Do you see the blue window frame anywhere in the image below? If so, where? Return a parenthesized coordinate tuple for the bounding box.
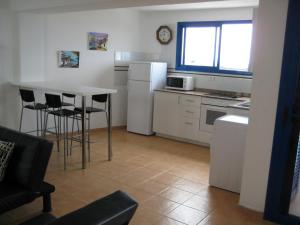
(176, 20, 253, 76)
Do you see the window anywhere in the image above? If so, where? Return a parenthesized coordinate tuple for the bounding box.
(176, 21, 253, 76)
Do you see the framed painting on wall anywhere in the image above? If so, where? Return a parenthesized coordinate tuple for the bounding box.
(58, 51, 80, 68)
(88, 32, 108, 51)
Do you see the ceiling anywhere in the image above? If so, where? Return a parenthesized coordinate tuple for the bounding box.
(133, 0, 259, 11)
(10, 0, 259, 14)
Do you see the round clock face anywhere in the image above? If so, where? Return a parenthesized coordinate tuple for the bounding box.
(157, 26, 172, 45)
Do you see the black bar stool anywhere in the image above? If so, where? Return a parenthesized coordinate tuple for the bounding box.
(44, 93, 80, 170)
(62, 93, 80, 132)
(73, 94, 108, 161)
(62, 93, 76, 107)
(19, 89, 47, 136)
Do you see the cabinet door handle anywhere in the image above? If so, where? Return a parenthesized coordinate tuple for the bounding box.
(185, 122, 193, 125)
(186, 110, 194, 114)
(186, 99, 195, 103)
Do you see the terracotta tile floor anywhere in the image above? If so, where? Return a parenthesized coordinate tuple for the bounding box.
(0, 128, 276, 225)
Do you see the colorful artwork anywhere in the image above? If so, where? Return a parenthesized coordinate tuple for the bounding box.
(58, 51, 80, 68)
(88, 32, 108, 51)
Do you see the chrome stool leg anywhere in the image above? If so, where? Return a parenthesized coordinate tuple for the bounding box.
(88, 113, 91, 162)
(36, 110, 39, 136)
(65, 116, 69, 156)
(19, 107, 24, 132)
(43, 111, 49, 136)
(53, 115, 60, 152)
(40, 109, 43, 136)
(63, 116, 67, 170)
(70, 116, 76, 155)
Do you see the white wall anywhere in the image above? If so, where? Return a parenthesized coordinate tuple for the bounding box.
(19, 13, 46, 82)
(44, 9, 142, 128)
(15, 13, 48, 132)
(0, 2, 19, 129)
(139, 7, 253, 93)
(240, 0, 289, 211)
(139, 7, 253, 67)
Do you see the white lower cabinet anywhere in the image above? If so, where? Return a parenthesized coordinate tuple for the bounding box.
(179, 95, 202, 107)
(153, 91, 205, 144)
(153, 91, 180, 137)
(180, 106, 201, 119)
(153, 91, 249, 145)
(179, 117, 200, 141)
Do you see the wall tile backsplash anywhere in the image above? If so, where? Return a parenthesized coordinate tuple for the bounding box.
(114, 51, 160, 66)
(114, 51, 252, 94)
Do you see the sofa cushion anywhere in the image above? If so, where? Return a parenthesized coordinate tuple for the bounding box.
(18, 213, 57, 225)
(0, 141, 15, 182)
(0, 182, 36, 214)
(49, 191, 138, 225)
(0, 126, 53, 191)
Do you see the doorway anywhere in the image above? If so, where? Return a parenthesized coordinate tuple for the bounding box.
(264, 0, 300, 224)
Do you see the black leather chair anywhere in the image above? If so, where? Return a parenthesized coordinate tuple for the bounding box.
(0, 126, 55, 214)
(18, 190, 138, 225)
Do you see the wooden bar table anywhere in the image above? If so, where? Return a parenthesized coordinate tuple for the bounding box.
(11, 81, 117, 169)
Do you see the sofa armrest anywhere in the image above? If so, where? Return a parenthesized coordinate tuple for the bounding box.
(49, 190, 138, 225)
(37, 182, 55, 195)
(18, 213, 57, 225)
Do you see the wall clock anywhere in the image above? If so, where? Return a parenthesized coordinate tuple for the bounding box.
(156, 26, 172, 45)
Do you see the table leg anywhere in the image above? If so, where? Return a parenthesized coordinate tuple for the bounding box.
(108, 93, 112, 161)
(81, 96, 86, 169)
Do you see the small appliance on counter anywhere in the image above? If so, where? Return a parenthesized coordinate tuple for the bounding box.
(165, 75, 194, 91)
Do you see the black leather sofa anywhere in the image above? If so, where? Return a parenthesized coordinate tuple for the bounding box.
(19, 190, 138, 225)
(0, 126, 55, 214)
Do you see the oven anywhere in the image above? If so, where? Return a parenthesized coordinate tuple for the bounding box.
(199, 96, 241, 133)
(200, 104, 228, 133)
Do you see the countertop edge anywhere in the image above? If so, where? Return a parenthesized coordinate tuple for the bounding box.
(154, 89, 250, 102)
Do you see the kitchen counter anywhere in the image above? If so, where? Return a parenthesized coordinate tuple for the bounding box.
(155, 88, 250, 102)
(227, 101, 251, 110)
(210, 115, 248, 193)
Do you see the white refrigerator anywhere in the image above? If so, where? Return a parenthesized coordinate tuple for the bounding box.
(127, 62, 167, 135)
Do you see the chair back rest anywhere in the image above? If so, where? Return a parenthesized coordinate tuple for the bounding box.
(45, 93, 62, 108)
(19, 89, 35, 103)
(0, 126, 53, 191)
(48, 191, 138, 225)
(62, 93, 76, 98)
(92, 94, 107, 103)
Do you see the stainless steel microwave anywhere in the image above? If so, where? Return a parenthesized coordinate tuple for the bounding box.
(165, 76, 194, 91)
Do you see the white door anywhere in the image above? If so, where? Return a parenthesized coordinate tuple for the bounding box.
(200, 105, 228, 133)
(127, 80, 153, 135)
(129, 63, 152, 81)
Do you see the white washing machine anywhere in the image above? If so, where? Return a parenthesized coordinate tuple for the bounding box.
(209, 115, 248, 193)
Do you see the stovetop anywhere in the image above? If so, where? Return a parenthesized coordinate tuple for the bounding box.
(203, 91, 242, 99)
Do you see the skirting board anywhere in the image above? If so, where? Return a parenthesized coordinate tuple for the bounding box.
(155, 132, 210, 148)
(89, 126, 126, 133)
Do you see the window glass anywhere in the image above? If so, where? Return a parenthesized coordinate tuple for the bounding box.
(176, 21, 253, 76)
(184, 27, 216, 67)
(219, 23, 253, 71)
